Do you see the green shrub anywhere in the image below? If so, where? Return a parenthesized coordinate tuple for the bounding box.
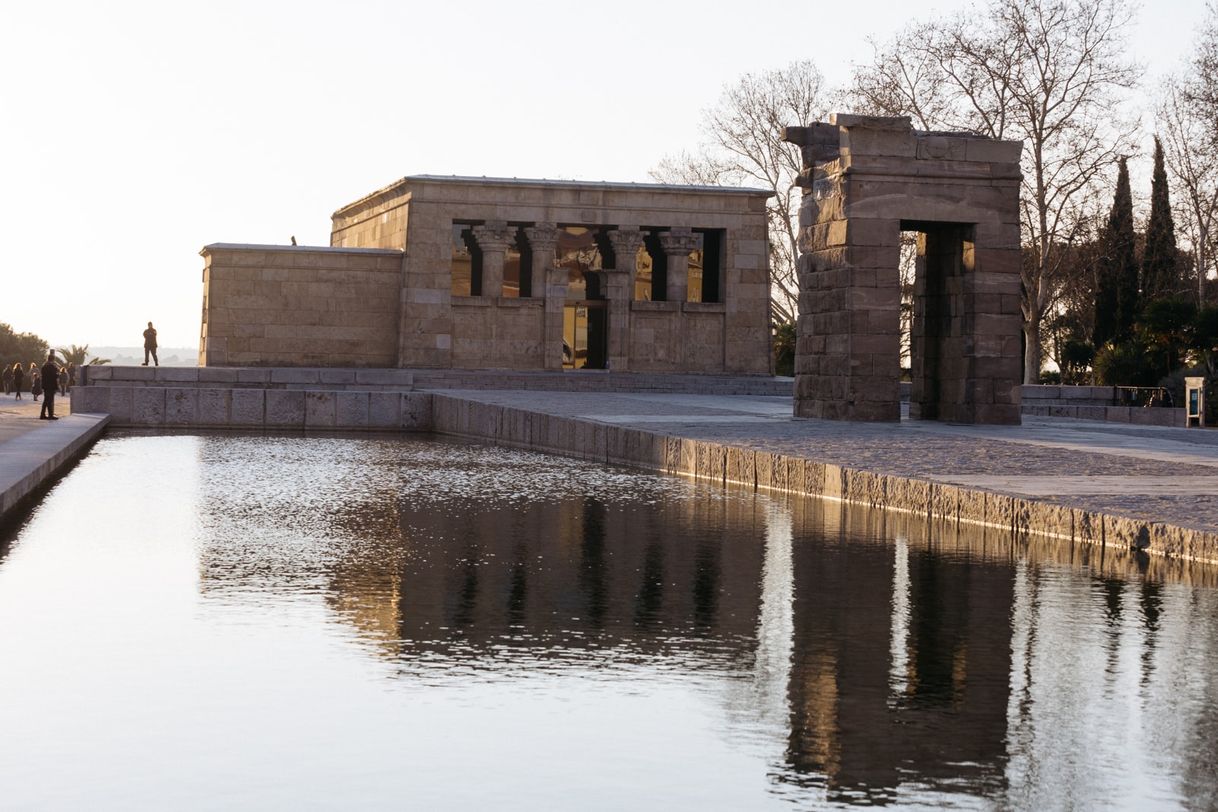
(773, 322, 795, 377)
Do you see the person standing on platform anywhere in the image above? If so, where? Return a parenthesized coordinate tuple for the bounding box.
(40, 352, 59, 420)
(11, 362, 24, 400)
(30, 363, 42, 401)
(143, 321, 158, 366)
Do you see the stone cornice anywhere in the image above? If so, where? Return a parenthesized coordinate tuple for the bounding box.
(200, 243, 403, 257)
(331, 179, 412, 219)
(404, 174, 773, 198)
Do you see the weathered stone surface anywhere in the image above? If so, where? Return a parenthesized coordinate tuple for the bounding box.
(784, 115, 1022, 425)
(335, 391, 369, 427)
(265, 390, 305, 427)
(368, 392, 401, 428)
(164, 388, 199, 425)
(305, 391, 336, 428)
(132, 388, 166, 424)
(230, 389, 264, 425)
(199, 367, 240, 384)
(401, 392, 432, 430)
(197, 389, 231, 425)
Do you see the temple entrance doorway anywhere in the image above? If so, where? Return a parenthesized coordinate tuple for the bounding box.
(904, 221, 974, 421)
(563, 301, 607, 370)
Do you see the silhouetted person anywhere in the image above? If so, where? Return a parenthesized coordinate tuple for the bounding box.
(11, 362, 23, 400)
(40, 352, 59, 420)
(2, 363, 11, 395)
(142, 321, 158, 366)
(30, 364, 41, 401)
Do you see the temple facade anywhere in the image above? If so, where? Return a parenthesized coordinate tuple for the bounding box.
(200, 176, 773, 373)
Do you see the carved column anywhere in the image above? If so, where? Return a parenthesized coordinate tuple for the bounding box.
(471, 221, 515, 298)
(658, 228, 701, 303)
(606, 228, 645, 298)
(603, 228, 646, 372)
(543, 265, 570, 369)
(524, 224, 564, 370)
(522, 224, 561, 298)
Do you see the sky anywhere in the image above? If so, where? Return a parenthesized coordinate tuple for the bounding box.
(0, 0, 1209, 350)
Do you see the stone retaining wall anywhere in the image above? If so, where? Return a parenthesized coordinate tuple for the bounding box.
(0, 414, 110, 524)
(430, 393, 1218, 566)
(71, 386, 431, 431)
(1021, 385, 1184, 426)
(65, 376, 1218, 563)
(80, 365, 416, 391)
(78, 365, 794, 396)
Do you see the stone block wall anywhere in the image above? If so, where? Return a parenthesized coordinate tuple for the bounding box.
(627, 302, 729, 373)
(329, 181, 410, 249)
(72, 367, 428, 431)
(331, 177, 773, 373)
(450, 297, 546, 369)
(784, 115, 1024, 424)
(200, 244, 404, 367)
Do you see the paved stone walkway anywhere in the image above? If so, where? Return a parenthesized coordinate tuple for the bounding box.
(0, 394, 106, 523)
(0, 394, 69, 443)
(442, 390, 1218, 535)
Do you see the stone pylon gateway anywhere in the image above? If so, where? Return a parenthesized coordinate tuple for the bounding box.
(782, 114, 1024, 424)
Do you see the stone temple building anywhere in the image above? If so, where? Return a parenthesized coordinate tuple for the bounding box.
(199, 176, 773, 373)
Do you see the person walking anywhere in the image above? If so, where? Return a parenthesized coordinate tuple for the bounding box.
(11, 362, 24, 400)
(30, 364, 42, 402)
(40, 352, 59, 420)
(143, 321, 158, 366)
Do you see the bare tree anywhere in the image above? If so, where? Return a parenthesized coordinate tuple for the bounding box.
(651, 61, 830, 325)
(1159, 81, 1218, 303)
(1160, 6, 1218, 304)
(848, 0, 1139, 382)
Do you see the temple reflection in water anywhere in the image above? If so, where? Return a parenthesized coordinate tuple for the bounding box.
(188, 435, 1218, 806)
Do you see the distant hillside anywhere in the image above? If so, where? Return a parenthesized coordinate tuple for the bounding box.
(87, 346, 197, 367)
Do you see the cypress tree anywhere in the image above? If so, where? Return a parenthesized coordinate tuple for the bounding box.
(1094, 158, 1138, 346)
(1141, 136, 1179, 302)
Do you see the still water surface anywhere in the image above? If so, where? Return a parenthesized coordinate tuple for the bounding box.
(1, 433, 1217, 809)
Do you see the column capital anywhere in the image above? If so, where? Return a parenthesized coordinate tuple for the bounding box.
(471, 221, 515, 252)
(605, 227, 645, 263)
(658, 227, 702, 255)
(522, 223, 561, 252)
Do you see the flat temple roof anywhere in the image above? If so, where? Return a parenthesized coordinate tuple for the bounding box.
(333, 174, 773, 217)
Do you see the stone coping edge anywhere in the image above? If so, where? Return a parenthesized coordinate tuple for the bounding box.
(0, 413, 110, 524)
(429, 393, 1218, 567)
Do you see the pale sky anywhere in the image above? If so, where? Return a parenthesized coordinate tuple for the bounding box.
(0, 0, 1207, 350)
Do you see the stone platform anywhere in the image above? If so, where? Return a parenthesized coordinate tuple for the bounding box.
(60, 369, 1218, 565)
(0, 396, 108, 525)
(428, 390, 1218, 565)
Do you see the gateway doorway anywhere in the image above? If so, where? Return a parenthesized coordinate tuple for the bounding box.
(563, 301, 607, 370)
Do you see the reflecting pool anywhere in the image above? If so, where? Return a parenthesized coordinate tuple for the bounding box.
(1, 433, 1217, 809)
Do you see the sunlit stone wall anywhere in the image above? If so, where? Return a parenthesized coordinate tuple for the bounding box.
(199, 244, 403, 367)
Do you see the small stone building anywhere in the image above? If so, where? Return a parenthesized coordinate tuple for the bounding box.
(200, 176, 773, 373)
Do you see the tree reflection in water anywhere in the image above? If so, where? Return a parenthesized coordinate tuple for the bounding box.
(98, 434, 1218, 807)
